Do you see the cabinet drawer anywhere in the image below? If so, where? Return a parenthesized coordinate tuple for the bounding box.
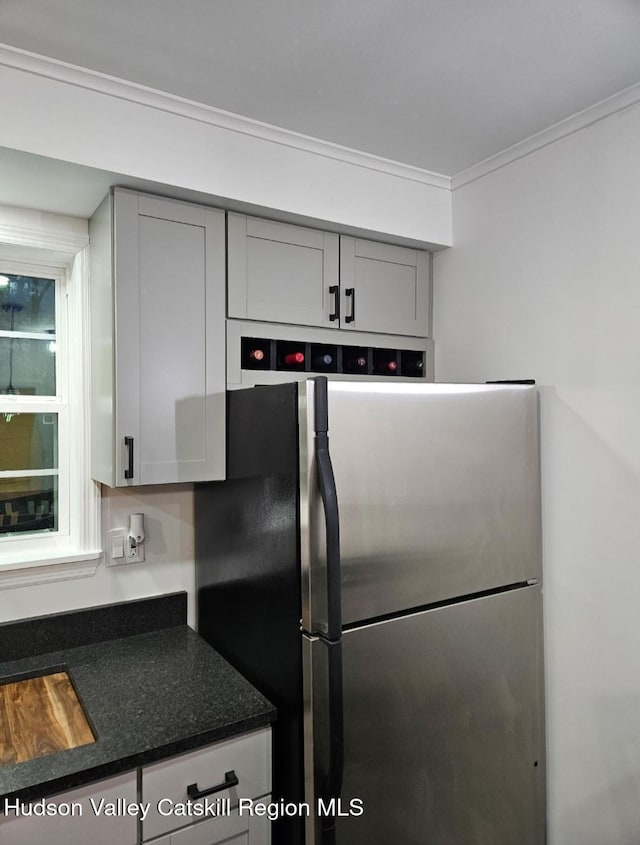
(142, 728, 271, 840)
(148, 805, 270, 844)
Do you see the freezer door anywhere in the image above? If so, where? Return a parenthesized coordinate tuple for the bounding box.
(303, 585, 545, 845)
(300, 381, 541, 631)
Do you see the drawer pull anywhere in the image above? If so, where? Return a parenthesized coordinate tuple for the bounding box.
(345, 287, 356, 323)
(329, 285, 340, 321)
(186, 770, 239, 800)
(124, 436, 134, 479)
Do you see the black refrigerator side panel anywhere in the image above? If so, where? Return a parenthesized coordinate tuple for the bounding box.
(195, 383, 304, 845)
(226, 381, 300, 481)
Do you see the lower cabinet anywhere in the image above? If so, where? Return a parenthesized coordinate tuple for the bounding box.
(0, 729, 272, 845)
(149, 809, 270, 845)
(0, 772, 137, 845)
(142, 727, 272, 845)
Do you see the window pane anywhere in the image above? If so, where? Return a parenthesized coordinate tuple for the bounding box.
(0, 273, 56, 334)
(0, 338, 56, 396)
(0, 475, 57, 535)
(0, 413, 58, 471)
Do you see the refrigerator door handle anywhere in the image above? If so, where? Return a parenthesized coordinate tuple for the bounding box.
(313, 378, 344, 843)
(313, 377, 342, 642)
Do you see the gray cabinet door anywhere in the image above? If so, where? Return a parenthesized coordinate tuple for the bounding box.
(227, 216, 429, 338)
(228, 213, 339, 328)
(339, 237, 429, 336)
(305, 586, 545, 845)
(112, 190, 226, 485)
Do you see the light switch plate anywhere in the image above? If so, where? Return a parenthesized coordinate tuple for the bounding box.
(107, 528, 145, 566)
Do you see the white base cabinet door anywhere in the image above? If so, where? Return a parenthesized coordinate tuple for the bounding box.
(0, 772, 137, 845)
(90, 188, 226, 486)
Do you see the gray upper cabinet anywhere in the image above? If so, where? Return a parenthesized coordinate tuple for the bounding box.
(227, 213, 339, 328)
(339, 237, 429, 337)
(90, 189, 226, 487)
(228, 214, 429, 337)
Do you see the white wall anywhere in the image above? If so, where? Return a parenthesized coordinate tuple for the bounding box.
(0, 48, 451, 247)
(433, 103, 640, 844)
(0, 485, 196, 626)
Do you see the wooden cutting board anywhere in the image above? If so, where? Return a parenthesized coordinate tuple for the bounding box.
(0, 671, 95, 766)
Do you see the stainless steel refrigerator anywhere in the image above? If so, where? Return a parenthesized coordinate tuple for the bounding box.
(195, 378, 545, 845)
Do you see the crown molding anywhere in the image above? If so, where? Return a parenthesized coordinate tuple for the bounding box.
(0, 222, 88, 257)
(0, 43, 451, 192)
(4, 41, 638, 197)
(0, 202, 89, 260)
(452, 80, 640, 190)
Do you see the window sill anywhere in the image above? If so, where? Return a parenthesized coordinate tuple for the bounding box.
(0, 549, 102, 589)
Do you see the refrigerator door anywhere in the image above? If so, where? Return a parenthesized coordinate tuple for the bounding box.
(304, 585, 545, 845)
(300, 381, 541, 632)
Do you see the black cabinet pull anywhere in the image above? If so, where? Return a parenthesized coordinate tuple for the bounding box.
(124, 436, 134, 479)
(186, 770, 239, 800)
(345, 287, 355, 323)
(329, 285, 340, 322)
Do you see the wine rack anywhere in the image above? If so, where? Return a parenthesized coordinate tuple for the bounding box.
(241, 336, 426, 378)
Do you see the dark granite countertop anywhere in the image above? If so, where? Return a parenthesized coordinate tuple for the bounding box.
(0, 593, 276, 803)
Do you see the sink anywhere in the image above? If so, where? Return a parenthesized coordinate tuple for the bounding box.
(0, 669, 95, 766)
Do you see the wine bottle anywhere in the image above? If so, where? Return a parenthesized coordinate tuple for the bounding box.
(313, 354, 333, 368)
(249, 348, 265, 362)
(346, 356, 367, 370)
(405, 359, 424, 375)
(284, 351, 305, 365)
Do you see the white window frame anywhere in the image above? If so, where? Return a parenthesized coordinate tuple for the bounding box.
(0, 261, 68, 535)
(0, 225, 101, 587)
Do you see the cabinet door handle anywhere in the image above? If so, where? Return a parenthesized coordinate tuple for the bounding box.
(186, 770, 239, 800)
(345, 287, 356, 323)
(124, 436, 134, 480)
(329, 285, 340, 322)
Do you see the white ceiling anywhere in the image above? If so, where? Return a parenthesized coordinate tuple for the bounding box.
(2, 0, 640, 176)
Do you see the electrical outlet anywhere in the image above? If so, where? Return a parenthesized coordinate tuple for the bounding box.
(107, 528, 145, 566)
(125, 536, 145, 564)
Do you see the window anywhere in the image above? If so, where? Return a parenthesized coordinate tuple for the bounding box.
(1, 270, 63, 536)
(0, 226, 100, 585)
